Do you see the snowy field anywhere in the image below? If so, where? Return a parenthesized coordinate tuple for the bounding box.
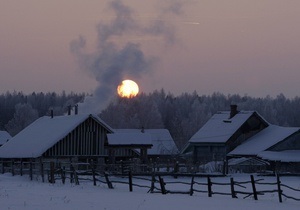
(0, 173, 299, 210)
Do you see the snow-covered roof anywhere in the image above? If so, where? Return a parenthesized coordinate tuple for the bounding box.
(229, 125, 299, 156)
(0, 131, 11, 145)
(189, 111, 263, 143)
(107, 133, 152, 146)
(0, 114, 114, 158)
(228, 157, 269, 166)
(258, 150, 300, 162)
(114, 129, 179, 155)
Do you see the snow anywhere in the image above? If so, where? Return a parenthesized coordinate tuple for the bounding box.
(0, 173, 299, 210)
(189, 111, 260, 143)
(0, 114, 113, 158)
(0, 131, 11, 145)
(229, 125, 300, 156)
(107, 132, 153, 146)
(115, 129, 179, 155)
(258, 150, 300, 162)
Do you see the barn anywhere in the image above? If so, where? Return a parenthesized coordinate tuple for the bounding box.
(0, 114, 113, 163)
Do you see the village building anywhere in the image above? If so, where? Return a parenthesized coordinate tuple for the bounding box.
(0, 114, 114, 163)
(0, 113, 178, 174)
(182, 105, 300, 173)
(229, 125, 300, 173)
(181, 105, 269, 164)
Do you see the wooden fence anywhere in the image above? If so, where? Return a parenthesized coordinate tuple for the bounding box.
(48, 168, 300, 203)
(1, 159, 300, 203)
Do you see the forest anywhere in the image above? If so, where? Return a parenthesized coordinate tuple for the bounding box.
(2, 90, 300, 149)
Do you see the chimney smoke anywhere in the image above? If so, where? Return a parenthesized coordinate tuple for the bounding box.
(70, 0, 182, 114)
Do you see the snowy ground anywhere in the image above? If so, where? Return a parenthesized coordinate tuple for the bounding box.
(0, 173, 299, 210)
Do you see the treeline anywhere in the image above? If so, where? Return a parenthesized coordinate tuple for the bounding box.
(100, 90, 300, 149)
(0, 91, 85, 136)
(2, 90, 300, 149)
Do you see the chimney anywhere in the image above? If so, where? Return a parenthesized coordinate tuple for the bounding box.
(75, 105, 78, 115)
(230, 105, 238, 119)
(50, 109, 54, 118)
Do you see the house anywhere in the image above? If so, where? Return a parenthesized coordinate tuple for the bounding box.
(106, 132, 153, 163)
(0, 131, 11, 146)
(112, 129, 179, 159)
(229, 125, 300, 173)
(0, 113, 114, 163)
(181, 105, 269, 163)
(0, 113, 178, 167)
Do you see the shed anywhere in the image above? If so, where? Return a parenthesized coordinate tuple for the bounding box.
(0, 114, 113, 161)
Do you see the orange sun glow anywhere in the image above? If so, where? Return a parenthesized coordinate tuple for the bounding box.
(117, 80, 139, 98)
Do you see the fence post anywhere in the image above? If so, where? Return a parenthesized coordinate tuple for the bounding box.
(40, 159, 44, 183)
(20, 159, 23, 176)
(230, 177, 237, 198)
(207, 177, 212, 197)
(190, 175, 194, 196)
(29, 159, 33, 181)
(91, 162, 97, 186)
(74, 169, 79, 185)
(276, 174, 283, 203)
(49, 161, 55, 183)
(158, 176, 167, 194)
(104, 172, 113, 189)
(61, 166, 66, 184)
(173, 161, 179, 179)
(149, 173, 156, 193)
(70, 163, 74, 183)
(1, 159, 4, 174)
(129, 171, 133, 192)
(11, 159, 14, 176)
(250, 175, 258, 200)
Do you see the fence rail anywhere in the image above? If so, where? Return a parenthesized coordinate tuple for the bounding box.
(1, 160, 300, 203)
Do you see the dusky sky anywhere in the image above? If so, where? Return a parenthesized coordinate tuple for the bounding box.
(1, 0, 300, 98)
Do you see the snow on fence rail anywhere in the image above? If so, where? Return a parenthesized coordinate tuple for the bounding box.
(1, 160, 300, 203)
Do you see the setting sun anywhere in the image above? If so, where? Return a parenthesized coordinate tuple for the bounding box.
(117, 80, 139, 98)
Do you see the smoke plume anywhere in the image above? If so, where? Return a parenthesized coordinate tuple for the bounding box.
(70, 0, 183, 114)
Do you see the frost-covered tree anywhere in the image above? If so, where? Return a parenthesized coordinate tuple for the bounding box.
(5, 103, 39, 136)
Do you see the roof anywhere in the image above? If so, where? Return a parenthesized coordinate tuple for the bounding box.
(258, 150, 300, 162)
(114, 129, 179, 155)
(0, 114, 114, 158)
(229, 125, 300, 156)
(228, 157, 269, 166)
(189, 111, 263, 144)
(0, 131, 11, 145)
(107, 132, 152, 146)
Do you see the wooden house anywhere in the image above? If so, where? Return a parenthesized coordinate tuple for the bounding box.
(229, 125, 300, 173)
(181, 105, 269, 164)
(0, 114, 113, 163)
(109, 129, 179, 162)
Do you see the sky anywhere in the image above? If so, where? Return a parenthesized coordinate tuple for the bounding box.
(1, 0, 300, 98)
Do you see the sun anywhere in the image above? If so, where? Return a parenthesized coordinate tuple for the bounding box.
(117, 80, 139, 98)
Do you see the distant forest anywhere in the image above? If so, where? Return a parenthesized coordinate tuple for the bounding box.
(2, 90, 300, 149)
(0, 91, 85, 136)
